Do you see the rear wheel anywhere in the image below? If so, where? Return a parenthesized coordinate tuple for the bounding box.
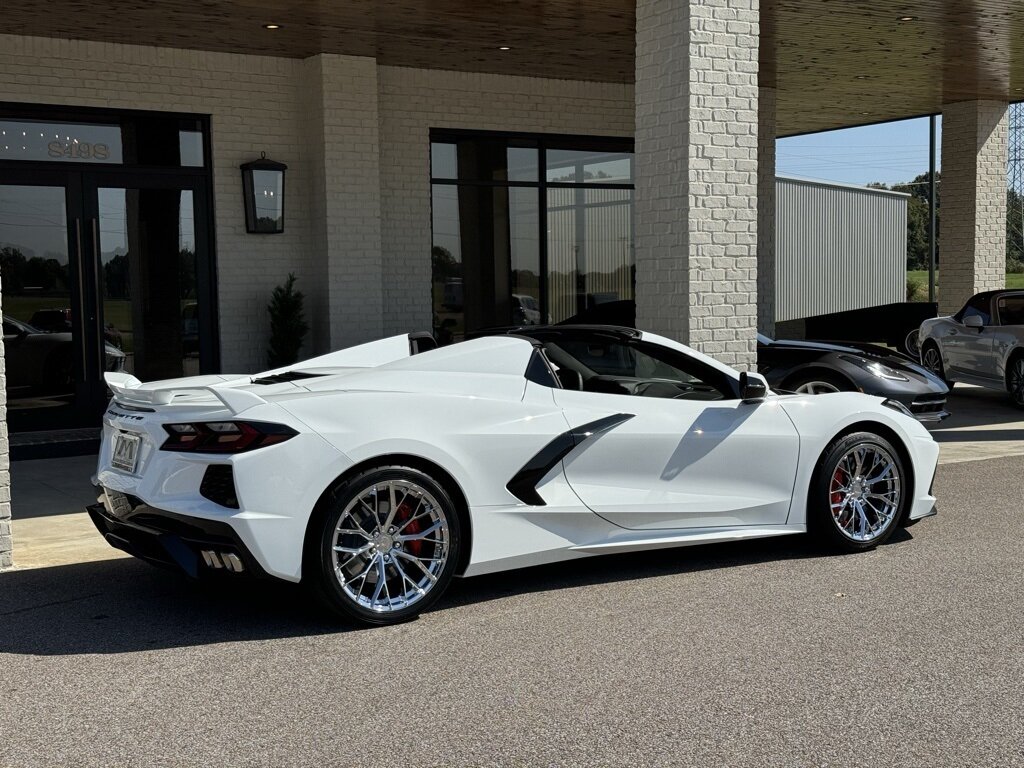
(921, 342, 953, 389)
(1006, 354, 1024, 409)
(810, 432, 906, 552)
(904, 329, 921, 358)
(309, 466, 462, 625)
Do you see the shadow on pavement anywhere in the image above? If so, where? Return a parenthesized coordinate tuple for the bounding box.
(0, 528, 911, 656)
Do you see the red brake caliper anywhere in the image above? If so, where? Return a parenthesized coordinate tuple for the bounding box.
(394, 502, 425, 558)
(830, 468, 844, 509)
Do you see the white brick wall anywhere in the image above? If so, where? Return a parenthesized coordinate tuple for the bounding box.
(0, 34, 318, 372)
(757, 86, 776, 337)
(376, 67, 635, 335)
(939, 100, 1008, 315)
(635, 0, 761, 369)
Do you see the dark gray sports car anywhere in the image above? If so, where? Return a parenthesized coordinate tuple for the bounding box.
(756, 335, 949, 422)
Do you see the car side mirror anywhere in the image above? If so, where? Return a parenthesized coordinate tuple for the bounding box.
(963, 315, 984, 330)
(739, 371, 768, 402)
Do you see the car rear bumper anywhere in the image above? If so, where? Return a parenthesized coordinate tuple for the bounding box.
(87, 489, 271, 579)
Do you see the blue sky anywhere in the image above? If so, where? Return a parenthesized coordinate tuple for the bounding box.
(777, 116, 940, 188)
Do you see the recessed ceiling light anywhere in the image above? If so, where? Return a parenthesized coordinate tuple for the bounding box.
(499, 46, 511, 51)
(897, 15, 917, 21)
(860, 111, 871, 115)
(263, 23, 281, 30)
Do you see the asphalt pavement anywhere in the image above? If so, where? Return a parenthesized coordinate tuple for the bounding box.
(1, 456, 1023, 767)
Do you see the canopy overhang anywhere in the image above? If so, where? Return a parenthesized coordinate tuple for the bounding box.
(5, 0, 1024, 134)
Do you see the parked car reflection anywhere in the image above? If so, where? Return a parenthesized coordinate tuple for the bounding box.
(3, 315, 125, 402)
(29, 307, 124, 348)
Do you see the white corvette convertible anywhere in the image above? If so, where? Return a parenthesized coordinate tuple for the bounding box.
(91, 325, 940, 625)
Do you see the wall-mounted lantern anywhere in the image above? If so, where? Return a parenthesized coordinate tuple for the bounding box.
(240, 153, 287, 234)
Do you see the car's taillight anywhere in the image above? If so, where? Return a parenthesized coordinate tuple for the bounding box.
(160, 421, 297, 453)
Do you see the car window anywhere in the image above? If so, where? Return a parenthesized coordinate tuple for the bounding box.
(995, 295, 1024, 326)
(956, 294, 992, 325)
(541, 338, 735, 401)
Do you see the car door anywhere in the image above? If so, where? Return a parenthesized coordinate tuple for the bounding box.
(544, 335, 801, 531)
(989, 292, 1024, 380)
(945, 294, 996, 379)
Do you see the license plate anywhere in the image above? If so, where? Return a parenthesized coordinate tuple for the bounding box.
(111, 432, 141, 473)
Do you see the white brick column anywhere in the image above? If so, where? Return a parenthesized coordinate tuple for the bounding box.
(635, 0, 760, 369)
(757, 86, 776, 337)
(939, 100, 1008, 316)
(304, 54, 384, 352)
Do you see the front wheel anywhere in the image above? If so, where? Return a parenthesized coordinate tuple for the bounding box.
(921, 342, 953, 389)
(308, 466, 462, 625)
(788, 371, 848, 395)
(810, 432, 907, 552)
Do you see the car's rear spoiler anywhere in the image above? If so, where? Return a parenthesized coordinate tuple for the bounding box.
(104, 372, 268, 415)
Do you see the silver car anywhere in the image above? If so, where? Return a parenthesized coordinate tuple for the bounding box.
(919, 289, 1024, 408)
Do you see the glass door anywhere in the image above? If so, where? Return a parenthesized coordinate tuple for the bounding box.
(85, 173, 213, 384)
(0, 171, 95, 431)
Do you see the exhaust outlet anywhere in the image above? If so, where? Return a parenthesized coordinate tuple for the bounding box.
(200, 549, 245, 573)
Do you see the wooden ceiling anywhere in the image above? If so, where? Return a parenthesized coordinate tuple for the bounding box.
(6, 0, 1024, 135)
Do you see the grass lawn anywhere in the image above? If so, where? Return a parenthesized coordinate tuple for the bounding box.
(907, 270, 1024, 297)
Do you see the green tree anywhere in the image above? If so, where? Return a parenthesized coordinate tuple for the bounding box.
(266, 273, 309, 367)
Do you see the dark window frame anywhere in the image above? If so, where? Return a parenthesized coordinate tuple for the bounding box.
(429, 129, 634, 328)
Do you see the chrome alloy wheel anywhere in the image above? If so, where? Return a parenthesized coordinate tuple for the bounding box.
(828, 444, 902, 543)
(795, 380, 841, 395)
(331, 479, 450, 613)
(922, 346, 943, 377)
(1009, 357, 1024, 406)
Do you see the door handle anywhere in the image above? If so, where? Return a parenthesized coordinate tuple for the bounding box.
(73, 218, 88, 371)
(90, 218, 106, 373)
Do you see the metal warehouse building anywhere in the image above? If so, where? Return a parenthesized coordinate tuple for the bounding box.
(775, 177, 908, 323)
(1, 1, 1023, 565)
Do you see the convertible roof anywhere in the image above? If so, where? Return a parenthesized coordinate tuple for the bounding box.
(474, 324, 642, 342)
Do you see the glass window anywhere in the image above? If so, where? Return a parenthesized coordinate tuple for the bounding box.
(98, 187, 200, 379)
(546, 149, 633, 184)
(547, 187, 634, 322)
(431, 137, 538, 182)
(996, 295, 1024, 325)
(431, 143, 458, 179)
(430, 183, 540, 343)
(178, 129, 205, 168)
(957, 294, 992, 325)
(0, 115, 206, 167)
(0, 119, 122, 163)
(430, 133, 632, 342)
(541, 338, 732, 400)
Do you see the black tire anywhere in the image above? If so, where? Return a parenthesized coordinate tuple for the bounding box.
(921, 341, 954, 389)
(809, 431, 908, 552)
(307, 465, 462, 626)
(785, 370, 851, 395)
(903, 329, 921, 359)
(1006, 353, 1024, 410)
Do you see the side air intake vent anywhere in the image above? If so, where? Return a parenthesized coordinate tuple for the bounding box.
(200, 465, 239, 509)
(251, 371, 324, 385)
